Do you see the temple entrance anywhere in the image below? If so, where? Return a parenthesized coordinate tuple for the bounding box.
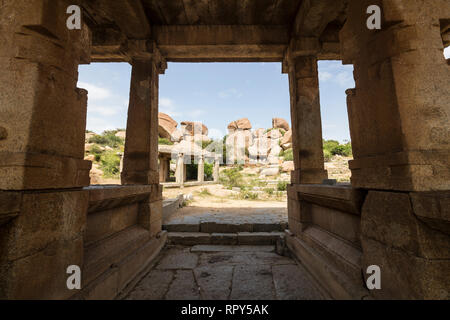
(1, 0, 448, 301)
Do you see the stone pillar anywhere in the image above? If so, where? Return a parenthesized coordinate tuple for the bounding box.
(159, 156, 170, 183)
(340, 0, 450, 299)
(175, 154, 185, 186)
(341, 0, 449, 192)
(285, 54, 328, 184)
(122, 57, 162, 185)
(165, 158, 171, 182)
(0, 0, 91, 299)
(213, 156, 220, 182)
(197, 156, 205, 183)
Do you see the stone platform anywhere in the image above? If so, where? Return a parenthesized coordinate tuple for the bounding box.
(124, 245, 327, 300)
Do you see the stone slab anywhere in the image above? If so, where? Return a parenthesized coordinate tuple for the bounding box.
(163, 223, 200, 232)
(272, 264, 325, 300)
(229, 265, 276, 300)
(165, 270, 201, 300)
(194, 265, 233, 300)
(191, 245, 275, 253)
(237, 232, 285, 245)
(211, 233, 238, 245)
(156, 246, 199, 270)
(167, 232, 211, 246)
(125, 270, 174, 300)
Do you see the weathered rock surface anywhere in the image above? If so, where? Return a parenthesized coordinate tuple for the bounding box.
(281, 161, 295, 172)
(281, 129, 292, 146)
(115, 131, 126, 139)
(272, 118, 290, 131)
(227, 118, 252, 131)
(253, 128, 265, 137)
(159, 113, 179, 140)
(260, 167, 279, 177)
(181, 121, 208, 136)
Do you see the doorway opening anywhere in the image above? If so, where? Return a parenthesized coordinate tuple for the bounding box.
(78, 63, 131, 185)
(318, 60, 355, 184)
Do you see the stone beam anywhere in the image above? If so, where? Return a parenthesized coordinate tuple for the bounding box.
(292, 0, 348, 38)
(153, 25, 289, 62)
(93, 0, 150, 39)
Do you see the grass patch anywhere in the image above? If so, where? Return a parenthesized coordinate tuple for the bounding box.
(197, 188, 212, 197)
(277, 181, 288, 191)
(158, 137, 174, 145)
(99, 151, 121, 178)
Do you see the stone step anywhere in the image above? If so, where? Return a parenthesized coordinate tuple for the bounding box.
(163, 221, 288, 233)
(167, 232, 285, 246)
(285, 230, 369, 300)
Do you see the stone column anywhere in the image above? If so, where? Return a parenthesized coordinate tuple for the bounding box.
(122, 57, 162, 185)
(340, 0, 450, 299)
(341, 0, 449, 192)
(285, 54, 328, 184)
(175, 154, 185, 186)
(165, 158, 171, 182)
(0, 0, 91, 299)
(197, 156, 205, 183)
(213, 156, 220, 182)
(159, 156, 169, 182)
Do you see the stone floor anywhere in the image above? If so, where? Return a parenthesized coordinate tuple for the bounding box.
(125, 245, 327, 300)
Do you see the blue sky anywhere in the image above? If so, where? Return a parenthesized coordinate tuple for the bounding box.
(78, 46, 450, 142)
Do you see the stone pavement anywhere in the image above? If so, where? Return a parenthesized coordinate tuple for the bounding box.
(125, 245, 327, 300)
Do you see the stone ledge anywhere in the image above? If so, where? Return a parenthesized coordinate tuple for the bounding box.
(168, 232, 285, 246)
(86, 184, 162, 213)
(285, 230, 369, 300)
(288, 184, 366, 215)
(0, 192, 21, 226)
(73, 231, 167, 300)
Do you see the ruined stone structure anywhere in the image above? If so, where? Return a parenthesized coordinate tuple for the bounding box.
(0, 0, 449, 300)
(158, 144, 219, 186)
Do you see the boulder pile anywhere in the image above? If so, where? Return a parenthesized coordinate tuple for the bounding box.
(225, 117, 293, 172)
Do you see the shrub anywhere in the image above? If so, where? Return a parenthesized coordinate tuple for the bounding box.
(323, 149, 332, 162)
(204, 162, 213, 180)
(89, 145, 103, 162)
(158, 137, 174, 145)
(100, 151, 121, 178)
(240, 190, 259, 200)
(89, 130, 124, 148)
(277, 181, 288, 191)
(281, 148, 294, 161)
(323, 140, 353, 157)
(264, 188, 275, 195)
(220, 167, 243, 188)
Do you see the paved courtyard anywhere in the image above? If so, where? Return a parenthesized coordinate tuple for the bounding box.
(125, 245, 326, 300)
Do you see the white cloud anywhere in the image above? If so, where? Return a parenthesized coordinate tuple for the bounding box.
(159, 97, 182, 118)
(190, 109, 205, 118)
(88, 104, 124, 116)
(78, 82, 112, 101)
(319, 71, 333, 82)
(208, 128, 225, 140)
(335, 71, 355, 88)
(319, 70, 355, 88)
(444, 46, 450, 59)
(218, 88, 243, 99)
(87, 117, 118, 134)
